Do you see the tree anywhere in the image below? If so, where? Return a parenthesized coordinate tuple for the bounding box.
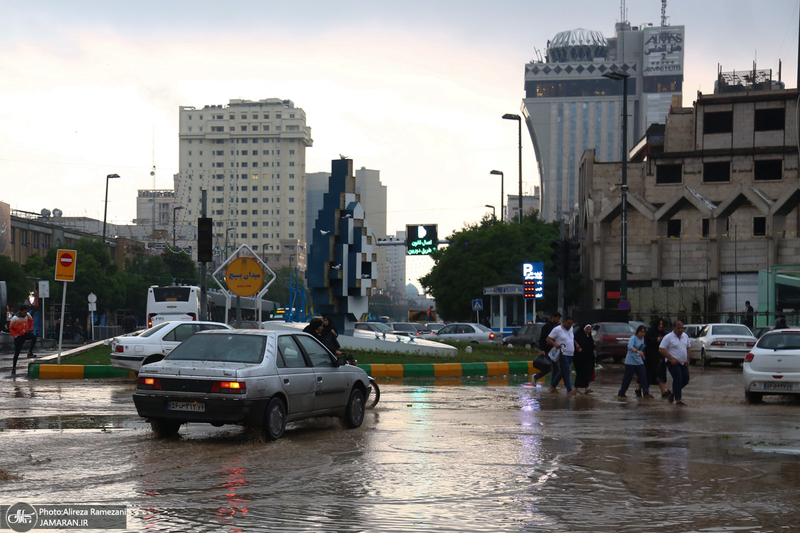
(161, 251, 200, 285)
(420, 212, 584, 321)
(0, 255, 31, 307)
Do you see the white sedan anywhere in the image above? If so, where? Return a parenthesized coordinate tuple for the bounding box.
(690, 323, 755, 367)
(110, 321, 232, 372)
(420, 323, 499, 344)
(743, 329, 800, 403)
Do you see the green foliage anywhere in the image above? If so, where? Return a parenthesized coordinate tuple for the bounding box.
(0, 255, 31, 306)
(420, 212, 583, 321)
(266, 267, 306, 308)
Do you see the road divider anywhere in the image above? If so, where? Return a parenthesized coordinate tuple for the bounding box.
(359, 361, 537, 378)
(28, 364, 136, 379)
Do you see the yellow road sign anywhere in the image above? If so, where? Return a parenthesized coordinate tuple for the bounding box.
(55, 249, 77, 282)
(225, 257, 264, 298)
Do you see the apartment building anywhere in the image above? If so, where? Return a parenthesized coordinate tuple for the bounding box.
(174, 98, 312, 273)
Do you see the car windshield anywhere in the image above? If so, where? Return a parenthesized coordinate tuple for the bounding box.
(604, 324, 635, 334)
(756, 332, 800, 350)
(711, 325, 753, 336)
(166, 333, 266, 364)
(138, 322, 172, 338)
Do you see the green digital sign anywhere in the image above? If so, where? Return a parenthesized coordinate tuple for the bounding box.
(405, 224, 438, 256)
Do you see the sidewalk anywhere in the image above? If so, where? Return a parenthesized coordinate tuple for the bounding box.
(1, 340, 104, 376)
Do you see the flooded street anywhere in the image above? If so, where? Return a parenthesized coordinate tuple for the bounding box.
(1, 366, 799, 532)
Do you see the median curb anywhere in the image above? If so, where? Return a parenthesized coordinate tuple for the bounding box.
(27, 364, 137, 379)
(358, 361, 538, 378)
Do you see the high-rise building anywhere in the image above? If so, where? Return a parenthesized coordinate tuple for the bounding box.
(174, 98, 312, 273)
(384, 231, 406, 296)
(305, 171, 330, 248)
(355, 167, 388, 292)
(523, 17, 684, 221)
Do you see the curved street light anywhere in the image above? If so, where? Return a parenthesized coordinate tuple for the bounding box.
(490, 170, 504, 222)
(102, 173, 121, 243)
(485, 204, 496, 218)
(501, 114, 522, 224)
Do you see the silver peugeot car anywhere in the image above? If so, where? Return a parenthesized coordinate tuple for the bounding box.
(133, 329, 372, 440)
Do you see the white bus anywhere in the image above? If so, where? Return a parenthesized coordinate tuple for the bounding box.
(146, 286, 201, 328)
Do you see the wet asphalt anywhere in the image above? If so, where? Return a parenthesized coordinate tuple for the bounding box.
(1, 364, 799, 532)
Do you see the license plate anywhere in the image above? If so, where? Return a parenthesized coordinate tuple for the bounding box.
(168, 401, 205, 412)
(727, 342, 744, 347)
(764, 383, 794, 391)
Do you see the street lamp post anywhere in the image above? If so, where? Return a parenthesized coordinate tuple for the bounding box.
(602, 68, 630, 302)
(490, 170, 504, 222)
(172, 206, 185, 247)
(485, 205, 496, 218)
(502, 114, 523, 224)
(102, 173, 121, 243)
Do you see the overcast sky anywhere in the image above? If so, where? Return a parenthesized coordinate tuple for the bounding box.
(1, 0, 798, 285)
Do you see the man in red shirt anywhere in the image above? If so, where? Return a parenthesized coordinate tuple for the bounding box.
(9, 305, 37, 376)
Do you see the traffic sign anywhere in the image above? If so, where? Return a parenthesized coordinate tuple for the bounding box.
(87, 293, 97, 304)
(38, 281, 50, 298)
(472, 299, 484, 311)
(226, 257, 264, 298)
(618, 300, 631, 310)
(55, 249, 77, 282)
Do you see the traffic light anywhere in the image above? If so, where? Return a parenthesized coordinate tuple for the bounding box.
(549, 240, 565, 278)
(197, 217, 213, 263)
(565, 239, 580, 275)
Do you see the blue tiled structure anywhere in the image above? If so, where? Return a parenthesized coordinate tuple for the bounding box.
(308, 159, 378, 333)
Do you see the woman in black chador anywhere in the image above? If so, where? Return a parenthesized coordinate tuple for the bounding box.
(573, 323, 596, 394)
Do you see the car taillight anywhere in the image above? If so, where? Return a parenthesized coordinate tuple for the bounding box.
(189, 313, 197, 321)
(489, 333, 495, 340)
(602, 335, 616, 343)
(116, 345, 124, 353)
(137, 377, 162, 390)
(744, 353, 754, 363)
(746, 341, 755, 347)
(211, 381, 247, 394)
(711, 341, 725, 347)
(148, 314, 155, 328)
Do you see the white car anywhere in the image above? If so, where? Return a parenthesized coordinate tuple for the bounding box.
(110, 321, 232, 372)
(743, 328, 800, 403)
(420, 323, 498, 344)
(690, 323, 755, 367)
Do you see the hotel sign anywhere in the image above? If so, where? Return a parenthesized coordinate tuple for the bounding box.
(642, 25, 684, 76)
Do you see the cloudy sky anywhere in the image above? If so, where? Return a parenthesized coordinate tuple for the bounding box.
(1, 0, 797, 284)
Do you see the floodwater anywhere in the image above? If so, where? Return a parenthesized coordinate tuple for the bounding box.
(1, 367, 799, 532)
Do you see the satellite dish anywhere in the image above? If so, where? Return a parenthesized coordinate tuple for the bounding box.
(53, 208, 63, 218)
(41, 208, 51, 218)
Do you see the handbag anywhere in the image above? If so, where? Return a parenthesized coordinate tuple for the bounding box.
(533, 353, 551, 372)
(548, 346, 562, 362)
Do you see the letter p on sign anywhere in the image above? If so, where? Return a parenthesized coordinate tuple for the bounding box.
(55, 249, 77, 282)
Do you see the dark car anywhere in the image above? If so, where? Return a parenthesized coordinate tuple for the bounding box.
(591, 322, 636, 363)
(502, 323, 543, 349)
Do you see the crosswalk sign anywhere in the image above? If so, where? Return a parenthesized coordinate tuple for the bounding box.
(472, 299, 484, 311)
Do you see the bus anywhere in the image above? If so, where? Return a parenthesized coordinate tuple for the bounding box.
(146, 286, 201, 328)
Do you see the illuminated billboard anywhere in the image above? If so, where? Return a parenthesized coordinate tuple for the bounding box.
(405, 224, 438, 256)
(523, 262, 544, 299)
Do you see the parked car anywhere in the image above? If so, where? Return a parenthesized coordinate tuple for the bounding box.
(420, 323, 498, 344)
(751, 326, 773, 339)
(684, 324, 705, 339)
(743, 328, 800, 403)
(591, 322, 636, 363)
(235, 320, 264, 329)
(629, 321, 650, 331)
(502, 323, 543, 349)
(391, 323, 421, 336)
(354, 322, 394, 335)
(110, 321, 232, 372)
(690, 323, 756, 367)
(133, 329, 372, 439)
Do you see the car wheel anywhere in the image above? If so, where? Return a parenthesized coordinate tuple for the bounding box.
(701, 349, 710, 367)
(745, 391, 763, 404)
(342, 388, 365, 429)
(264, 397, 286, 441)
(150, 419, 181, 438)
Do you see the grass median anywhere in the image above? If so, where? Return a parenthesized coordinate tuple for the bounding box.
(57, 341, 542, 367)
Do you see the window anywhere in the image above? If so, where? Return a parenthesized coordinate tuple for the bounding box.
(656, 164, 682, 184)
(754, 108, 785, 131)
(252, 125, 258, 131)
(288, 185, 295, 191)
(289, 198, 294, 203)
(252, 233, 258, 239)
(262, 219, 268, 224)
(702, 218, 710, 238)
(241, 125, 247, 131)
(667, 219, 681, 238)
(289, 162, 295, 167)
(703, 111, 733, 134)
(188, 151, 192, 156)
(289, 114, 295, 118)
(288, 233, 294, 238)
(289, 221, 294, 226)
(276, 113, 282, 119)
(289, 150, 295, 155)
(753, 217, 766, 236)
(289, 174, 294, 179)
(703, 161, 730, 183)
(754, 159, 782, 181)
(241, 198, 248, 203)
(289, 209, 294, 215)
(277, 336, 307, 368)
(241, 221, 248, 227)
(188, 115, 192, 120)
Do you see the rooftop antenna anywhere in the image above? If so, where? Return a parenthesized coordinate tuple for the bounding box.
(151, 127, 156, 189)
(661, 0, 669, 27)
(620, 0, 627, 23)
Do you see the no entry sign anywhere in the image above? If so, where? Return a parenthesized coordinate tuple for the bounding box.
(55, 249, 77, 282)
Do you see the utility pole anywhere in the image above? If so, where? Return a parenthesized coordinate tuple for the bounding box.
(200, 189, 208, 320)
(558, 219, 565, 313)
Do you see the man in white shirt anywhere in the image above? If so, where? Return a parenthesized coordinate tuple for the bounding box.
(658, 320, 691, 406)
(547, 316, 581, 395)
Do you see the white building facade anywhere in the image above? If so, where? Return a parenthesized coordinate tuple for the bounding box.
(174, 98, 312, 272)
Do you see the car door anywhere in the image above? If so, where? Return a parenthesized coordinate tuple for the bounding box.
(692, 325, 708, 357)
(160, 323, 202, 355)
(295, 335, 351, 412)
(275, 335, 316, 415)
(458, 324, 476, 341)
